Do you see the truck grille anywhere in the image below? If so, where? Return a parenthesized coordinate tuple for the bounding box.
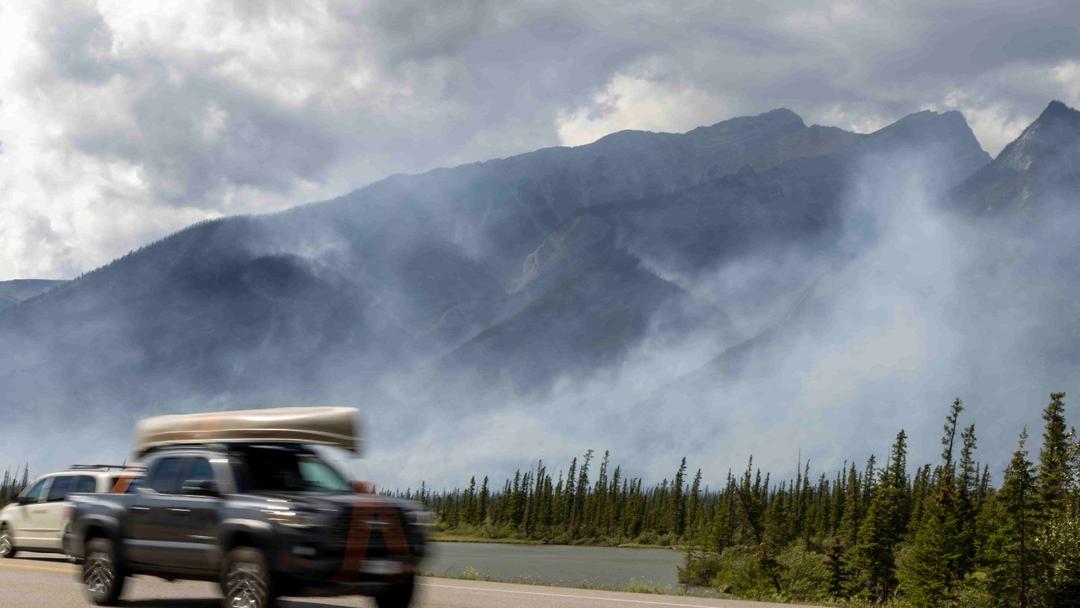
(332, 505, 409, 556)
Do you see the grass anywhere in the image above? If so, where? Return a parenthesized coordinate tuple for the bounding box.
(431, 530, 681, 550)
(430, 532, 544, 545)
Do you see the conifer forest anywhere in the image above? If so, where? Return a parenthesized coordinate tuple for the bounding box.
(406, 394, 1080, 607)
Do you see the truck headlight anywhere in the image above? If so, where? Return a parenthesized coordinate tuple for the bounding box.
(267, 510, 326, 530)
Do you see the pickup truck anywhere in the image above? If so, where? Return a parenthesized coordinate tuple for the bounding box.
(65, 408, 427, 608)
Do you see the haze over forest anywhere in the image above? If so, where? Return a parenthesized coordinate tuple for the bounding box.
(2, 98, 1079, 487)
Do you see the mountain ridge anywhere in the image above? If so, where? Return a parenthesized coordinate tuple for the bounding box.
(9, 102, 1079, 477)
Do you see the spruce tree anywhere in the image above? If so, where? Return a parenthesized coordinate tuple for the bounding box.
(899, 402, 969, 606)
(987, 430, 1039, 608)
(672, 457, 687, 537)
(839, 462, 862, 547)
(478, 476, 489, 525)
(899, 499, 952, 607)
(826, 537, 849, 598)
(853, 430, 908, 602)
(1038, 392, 1069, 518)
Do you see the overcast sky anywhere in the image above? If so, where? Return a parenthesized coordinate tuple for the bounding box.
(1, 0, 1078, 280)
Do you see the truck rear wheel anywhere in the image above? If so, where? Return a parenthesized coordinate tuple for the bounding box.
(0, 525, 16, 558)
(222, 547, 274, 608)
(83, 538, 125, 605)
(375, 574, 416, 608)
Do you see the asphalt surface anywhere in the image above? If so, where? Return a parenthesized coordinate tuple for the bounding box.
(0, 552, 802, 608)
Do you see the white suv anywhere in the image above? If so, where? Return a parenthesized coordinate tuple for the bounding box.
(0, 465, 139, 558)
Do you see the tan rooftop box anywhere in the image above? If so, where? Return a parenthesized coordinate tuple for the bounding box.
(133, 406, 360, 456)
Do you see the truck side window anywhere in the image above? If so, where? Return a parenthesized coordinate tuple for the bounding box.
(146, 457, 182, 494)
(182, 457, 215, 486)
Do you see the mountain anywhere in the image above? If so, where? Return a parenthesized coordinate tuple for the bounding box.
(954, 101, 1080, 214)
(643, 102, 1080, 432)
(0, 104, 1013, 475)
(0, 280, 65, 311)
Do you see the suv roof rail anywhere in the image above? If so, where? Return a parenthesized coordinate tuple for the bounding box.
(69, 464, 130, 471)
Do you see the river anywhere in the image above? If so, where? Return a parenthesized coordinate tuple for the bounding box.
(423, 541, 686, 589)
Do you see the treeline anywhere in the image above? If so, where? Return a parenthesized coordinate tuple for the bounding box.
(0, 465, 31, 507)
(405, 394, 1080, 607)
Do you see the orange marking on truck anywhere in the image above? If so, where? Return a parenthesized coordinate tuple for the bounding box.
(331, 498, 412, 582)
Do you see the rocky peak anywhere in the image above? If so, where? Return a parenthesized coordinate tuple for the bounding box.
(996, 100, 1080, 171)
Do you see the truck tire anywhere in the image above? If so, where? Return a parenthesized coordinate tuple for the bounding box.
(83, 538, 125, 605)
(0, 525, 16, 559)
(375, 574, 416, 608)
(222, 547, 275, 608)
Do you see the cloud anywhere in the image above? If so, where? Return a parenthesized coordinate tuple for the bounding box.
(556, 68, 728, 146)
(2, 0, 1080, 280)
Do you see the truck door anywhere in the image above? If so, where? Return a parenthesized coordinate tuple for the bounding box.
(164, 457, 224, 575)
(127, 456, 183, 571)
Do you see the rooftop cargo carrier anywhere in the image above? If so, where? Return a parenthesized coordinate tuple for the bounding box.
(133, 406, 360, 456)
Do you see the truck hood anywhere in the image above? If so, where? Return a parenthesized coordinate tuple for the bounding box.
(239, 491, 410, 513)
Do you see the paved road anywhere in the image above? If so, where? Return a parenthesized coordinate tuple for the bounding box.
(0, 553, 801, 608)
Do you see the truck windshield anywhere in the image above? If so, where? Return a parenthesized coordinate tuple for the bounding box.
(230, 445, 352, 493)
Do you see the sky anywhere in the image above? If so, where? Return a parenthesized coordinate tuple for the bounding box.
(1, 0, 1079, 280)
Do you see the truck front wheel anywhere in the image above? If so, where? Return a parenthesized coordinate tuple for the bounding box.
(83, 538, 125, 605)
(222, 547, 274, 608)
(375, 574, 416, 608)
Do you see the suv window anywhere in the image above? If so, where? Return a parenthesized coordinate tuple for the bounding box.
(45, 475, 96, 501)
(73, 475, 96, 494)
(20, 479, 49, 504)
(46, 476, 73, 502)
(146, 457, 183, 494)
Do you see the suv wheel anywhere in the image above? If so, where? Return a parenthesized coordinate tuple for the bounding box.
(83, 538, 125, 605)
(0, 525, 16, 558)
(375, 574, 416, 608)
(222, 547, 274, 608)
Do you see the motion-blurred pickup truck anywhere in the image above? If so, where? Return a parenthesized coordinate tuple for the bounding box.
(65, 407, 428, 608)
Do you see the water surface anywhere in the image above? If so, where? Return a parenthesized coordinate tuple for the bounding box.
(424, 541, 684, 589)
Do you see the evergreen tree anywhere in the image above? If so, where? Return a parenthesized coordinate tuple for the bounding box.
(987, 430, 1039, 608)
(839, 462, 862, 547)
(899, 402, 970, 606)
(853, 430, 908, 602)
(672, 457, 687, 537)
(478, 476, 489, 525)
(1038, 392, 1069, 518)
(826, 537, 849, 598)
(687, 468, 702, 540)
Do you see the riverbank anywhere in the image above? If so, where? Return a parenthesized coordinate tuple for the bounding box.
(422, 541, 890, 608)
(432, 531, 680, 550)
(422, 564, 887, 608)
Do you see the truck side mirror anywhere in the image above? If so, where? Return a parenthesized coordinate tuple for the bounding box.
(352, 481, 375, 494)
(181, 479, 220, 497)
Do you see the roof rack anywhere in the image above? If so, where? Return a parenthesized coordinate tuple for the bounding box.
(69, 464, 130, 471)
